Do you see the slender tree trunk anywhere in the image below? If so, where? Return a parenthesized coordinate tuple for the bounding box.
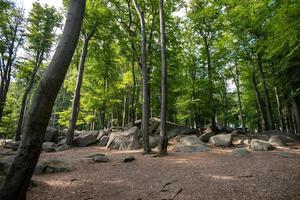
(15, 54, 43, 141)
(132, 0, 150, 154)
(0, 1, 85, 199)
(66, 36, 90, 145)
(291, 96, 300, 133)
(131, 61, 136, 124)
(158, 0, 168, 156)
(122, 94, 127, 127)
(274, 86, 285, 131)
(251, 70, 266, 131)
(234, 63, 246, 133)
(257, 53, 274, 130)
(204, 39, 216, 130)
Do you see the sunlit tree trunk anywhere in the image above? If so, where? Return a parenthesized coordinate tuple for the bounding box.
(158, 0, 168, 156)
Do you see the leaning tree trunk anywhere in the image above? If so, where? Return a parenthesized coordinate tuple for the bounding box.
(132, 0, 150, 154)
(15, 54, 43, 141)
(0, 1, 85, 199)
(158, 0, 168, 156)
(66, 36, 90, 145)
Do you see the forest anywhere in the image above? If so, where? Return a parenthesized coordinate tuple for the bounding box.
(0, 0, 299, 199)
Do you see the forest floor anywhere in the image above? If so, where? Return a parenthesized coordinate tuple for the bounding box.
(27, 142, 300, 200)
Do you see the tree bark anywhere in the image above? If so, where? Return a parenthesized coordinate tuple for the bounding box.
(291, 96, 300, 133)
(257, 53, 274, 130)
(274, 86, 285, 131)
(66, 36, 90, 145)
(0, 1, 85, 199)
(158, 0, 168, 156)
(204, 38, 216, 130)
(234, 62, 246, 133)
(251, 70, 266, 131)
(132, 0, 150, 154)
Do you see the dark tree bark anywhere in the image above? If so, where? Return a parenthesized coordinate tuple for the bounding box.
(251, 70, 266, 131)
(274, 86, 285, 131)
(257, 53, 274, 130)
(204, 38, 216, 130)
(66, 36, 91, 145)
(0, 1, 85, 199)
(132, 0, 150, 154)
(15, 52, 44, 141)
(291, 96, 300, 133)
(158, 0, 168, 156)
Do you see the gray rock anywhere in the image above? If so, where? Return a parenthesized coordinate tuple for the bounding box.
(98, 136, 109, 146)
(209, 134, 232, 147)
(106, 126, 140, 150)
(122, 155, 135, 162)
(232, 148, 250, 156)
(42, 142, 57, 152)
(149, 135, 160, 148)
(251, 139, 273, 151)
(199, 131, 216, 142)
(93, 154, 109, 162)
(268, 135, 287, 147)
(35, 159, 71, 174)
(73, 132, 97, 147)
(0, 156, 15, 173)
(175, 135, 209, 153)
(44, 127, 59, 142)
(96, 130, 105, 141)
(56, 144, 72, 152)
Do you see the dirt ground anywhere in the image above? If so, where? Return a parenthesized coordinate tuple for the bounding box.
(27, 143, 300, 200)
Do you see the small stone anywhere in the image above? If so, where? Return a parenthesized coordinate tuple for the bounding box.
(93, 154, 109, 163)
(123, 155, 135, 162)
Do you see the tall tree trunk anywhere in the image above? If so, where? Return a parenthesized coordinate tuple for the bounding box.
(130, 61, 136, 124)
(204, 38, 216, 130)
(132, 0, 150, 154)
(15, 53, 44, 141)
(158, 0, 168, 156)
(257, 53, 274, 130)
(291, 96, 300, 133)
(234, 63, 246, 133)
(251, 70, 266, 131)
(0, 1, 85, 199)
(274, 86, 285, 131)
(66, 36, 90, 145)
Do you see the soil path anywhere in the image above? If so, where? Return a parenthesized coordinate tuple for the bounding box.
(28, 144, 300, 200)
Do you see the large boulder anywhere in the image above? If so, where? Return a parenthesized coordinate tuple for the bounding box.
(149, 135, 160, 148)
(209, 134, 232, 147)
(73, 132, 97, 147)
(35, 159, 71, 175)
(174, 135, 209, 153)
(106, 126, 140, 150)
(268, 135, 287, 147)
(98, 136, 109, 147)
(42, 142, 57, 152)
(44, 127, 59, 142)
(199, 130, 216, 142)
(251, 139, 273, 151)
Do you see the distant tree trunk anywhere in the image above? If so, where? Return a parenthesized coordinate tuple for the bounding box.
(15, 53, 44, 141)
(122, 94, 127, 127)
(130, 61, 136, 124)
(0, 1, 85, 199)
(204, 38, 216, 130)
(257, 53, 274, 130)
(234, 62, 246, 133)
(0, 18, 23, 123)
(251, 70, 266, 131)
(66, 36, 90, 145)
(132, 0, 150, 154)
(291, 96, 300, 133)
(274, 86, 285, 131)
(158, 0, 168, 156)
